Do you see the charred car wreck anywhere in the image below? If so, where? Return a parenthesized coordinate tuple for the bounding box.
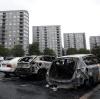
(46, 54, 100, 90)
(15, 55, 55, 79)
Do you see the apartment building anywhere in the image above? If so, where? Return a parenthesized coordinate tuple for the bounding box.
(64, 33, 86, 50)
(32, 25, 62, 56)
(90, 36, 100, 49)
(0, 10, 29, 54)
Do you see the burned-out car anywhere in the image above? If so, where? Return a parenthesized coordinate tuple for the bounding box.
(15, 55, 55, 78)
(46, 54, 100, 90)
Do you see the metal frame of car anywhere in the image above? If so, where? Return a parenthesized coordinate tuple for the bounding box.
(15, 55, 55, 77)
(46, 54, 100, 89)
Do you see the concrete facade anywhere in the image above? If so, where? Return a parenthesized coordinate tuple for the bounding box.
(0, 10, 29, 54)
(64, 33, 86, 50)
(90, 36, 100, 49)
(32, 25, 62, 57)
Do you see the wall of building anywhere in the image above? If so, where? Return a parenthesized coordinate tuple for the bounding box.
(64, 33, 86, 50)
(33, 25, 62, 57)
(0, 10, 29, 54)
(90, 36, 100, 50)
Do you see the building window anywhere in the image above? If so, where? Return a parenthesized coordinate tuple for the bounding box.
(20, 12, 23, 14)
(19, 26, 23, 28)
(19, 41, 23, 43)
(20, 29, 23, 32)
(20, 18, 23, 21)
(20, 22, 23, 24)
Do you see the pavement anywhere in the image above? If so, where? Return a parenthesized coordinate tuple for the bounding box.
(80, 85, 100, 99)
(88, 85, 100, 99)
(0, 73, 99, 99)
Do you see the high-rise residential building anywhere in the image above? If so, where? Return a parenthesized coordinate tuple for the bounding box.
(32, 25, 62, 57)
(90, 36, 100, 49)
(0, 10, 29, 54)
(64, 33, 86, 50)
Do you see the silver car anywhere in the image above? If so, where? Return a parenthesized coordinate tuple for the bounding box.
(46, 54, 100, 90)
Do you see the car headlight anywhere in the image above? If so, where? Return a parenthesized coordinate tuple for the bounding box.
(88, 72, 92, 76)
(77, 73, 81, 78)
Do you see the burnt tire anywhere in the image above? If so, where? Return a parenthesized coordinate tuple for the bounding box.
(37, 69, 47, 80)
(84, 79, 90, 88)
(89, 77, 95, 86)
(84, 77, 95, 89)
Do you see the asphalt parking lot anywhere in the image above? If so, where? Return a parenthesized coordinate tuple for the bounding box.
(0, 73, 98, 99)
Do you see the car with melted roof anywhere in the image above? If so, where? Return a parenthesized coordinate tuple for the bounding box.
(46, 54, 100, 90)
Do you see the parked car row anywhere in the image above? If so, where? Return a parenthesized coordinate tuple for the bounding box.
(0, 54, 100, 90)
(0, 55, 55, 78)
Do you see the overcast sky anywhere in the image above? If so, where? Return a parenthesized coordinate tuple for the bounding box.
(0, 0, 100, 49)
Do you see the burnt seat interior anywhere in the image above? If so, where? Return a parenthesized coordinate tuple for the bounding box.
(50, 58, 76, 80)
(19, 57, 33, 62)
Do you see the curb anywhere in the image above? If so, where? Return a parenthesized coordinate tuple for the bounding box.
(80, 85, 100, 99)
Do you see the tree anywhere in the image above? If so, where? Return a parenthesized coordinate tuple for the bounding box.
(67, 48, 78, 55)
(0, 45, 10, 57)
(11, 45, 24, 57)
(28, 42, 40, 55)
(91, 46, 100, 58)
(3, 48, 11, 57)
(78, 48, 90, 54)
(0, 45, 5, 56)
(62, 48, 65, 56)
(43, 48, 56, 56)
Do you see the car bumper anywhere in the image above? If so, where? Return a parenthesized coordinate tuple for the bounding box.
(0, 67, 14, 73)
(47, 78, 74, 89)
(15, 68, 35, 76)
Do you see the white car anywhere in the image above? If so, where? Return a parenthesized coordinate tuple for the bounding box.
(0, 57, 21, 77)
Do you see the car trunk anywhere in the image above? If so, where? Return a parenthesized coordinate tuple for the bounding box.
(1, 59, 13, 67)
(17, 62, 30, 68)
(49, 58, 76, 81)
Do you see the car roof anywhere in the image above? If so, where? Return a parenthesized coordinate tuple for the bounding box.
(23, 55, 50, 57)
(58, 54, 93, 58)
(8, 57, 20, 60)
(21, 55, 37, 58)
